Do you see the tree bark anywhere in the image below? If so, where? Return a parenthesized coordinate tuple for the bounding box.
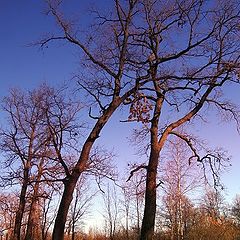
(25, 159, 44, 240)
(52, 175, 79, 240)
(140, 149, 159, 240)
(140, 89, 162, 240)
(11, 169, 29, 240)
(25, 196, 41, 240)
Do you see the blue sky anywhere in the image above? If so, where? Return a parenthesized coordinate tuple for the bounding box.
(0, 1, 75, 92)
(0, 0, 240, 211)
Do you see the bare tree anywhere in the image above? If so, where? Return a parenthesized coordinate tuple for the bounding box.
(40, 80, 119, 240)
(0, 194, 18, 239)
(40, 189, 58, 240)
(201, 188, 225, 220)
(160, 138, 202, 240)
(120, 186, 131, 239)
(102, 184, 120, 240)
(38, 1, 240, 239)
(126, 164, 145, 236)
(121, 0, 240, 238)
(0, 84, 84, 240)
(38, 1, 150, 239)
(0, 87, 51, 240)
(232, 195, 240, 226)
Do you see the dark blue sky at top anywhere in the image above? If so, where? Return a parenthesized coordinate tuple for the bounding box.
(0, 0, 240, 201)
(0, 1, 68, 91)
(0, 0, 113, 93)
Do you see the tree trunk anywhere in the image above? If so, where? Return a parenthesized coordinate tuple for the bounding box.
(52, 175, 79, 240)
(125, 206, 129, 240)
(136, 189, 141, 235)
(71, 190, 78, 240)
(51, 98, 122, 240)
(140, 150, 159, 240)
(25, 197, 41, 240)
(25, 159, 43, 240)
(71, 220, 75, 240)
(11, 170, 29, 240)
(140, 82, 163, 240)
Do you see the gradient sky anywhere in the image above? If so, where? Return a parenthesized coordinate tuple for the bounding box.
(0, 0, 240, 221)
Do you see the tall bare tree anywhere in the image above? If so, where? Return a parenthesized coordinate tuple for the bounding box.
(0, 87, 51, 240)
(201, 188, 225, 220)
(40, 1, 240, 239)
(121, 0, 240, 238)
(120, 186, 131, 239)
(102, 184, 120, 240)
(39, 1, 150, 239)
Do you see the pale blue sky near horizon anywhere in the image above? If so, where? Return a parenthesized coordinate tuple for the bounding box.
(0, 0, 240, 213)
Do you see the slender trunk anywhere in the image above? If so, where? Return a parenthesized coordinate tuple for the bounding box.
(71, 220, 75, 240)
(52, 175, 79, 240)
(11, 169, 29, 240)
(125, 205, 129, 239)
(136, 189, 140, 235)
(41, 190, 54, 240)
(67, 220, 71, 237)
(177, 158, 184, 240)
(140, 149, 159, 240)
(71, 190, 78, 240)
